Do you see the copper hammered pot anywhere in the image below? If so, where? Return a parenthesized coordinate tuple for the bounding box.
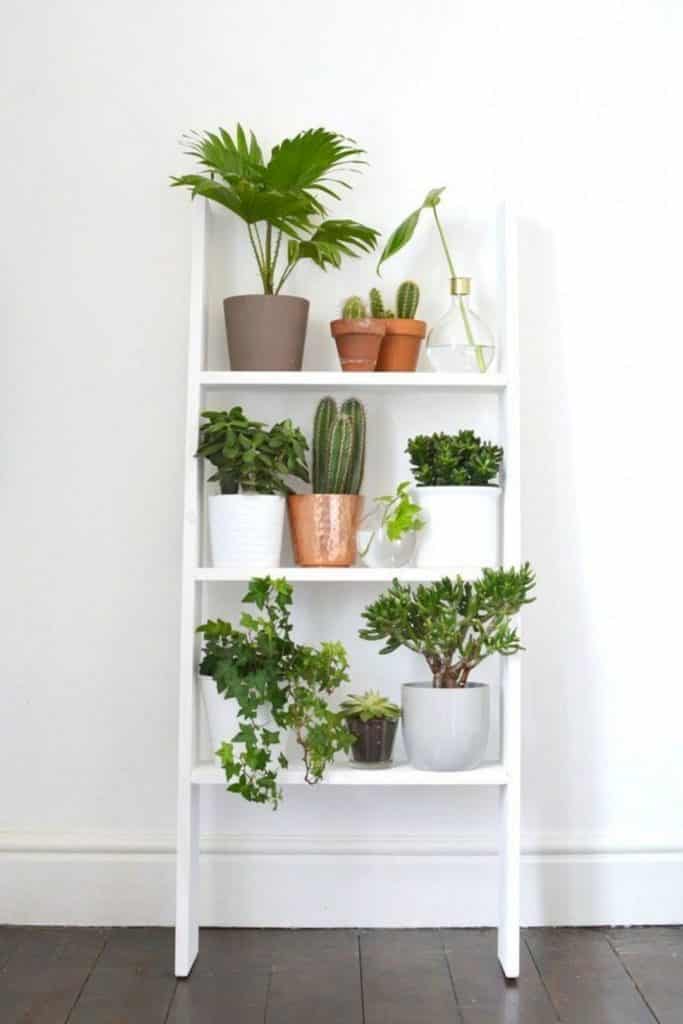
(287, 494, 363, 567)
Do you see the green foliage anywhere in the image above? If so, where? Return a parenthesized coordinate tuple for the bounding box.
(171, 126, 379, 294)
(376, 187, 445, 275)
(340, 690, 401, 722)
(342, 296, 367, 319)
(198, 577, 353, 808)
(197, 407, 309, 495)
(359, 565, 536, 688)
(396, 280, 420, 319)
(311, 397, 366, 494)
(407, 430, 503, 487)
(360, 481, 425, 558)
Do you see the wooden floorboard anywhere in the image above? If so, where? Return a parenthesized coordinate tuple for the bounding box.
(525, 928, 659, 1024)
(607, 927, 683, 1024)
(359, 929, 460, 1024)
(0, 926, 674, 1024)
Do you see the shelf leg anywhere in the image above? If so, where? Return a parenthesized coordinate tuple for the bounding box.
(175, 779, 200, 977)
(497, 654, 521, 979)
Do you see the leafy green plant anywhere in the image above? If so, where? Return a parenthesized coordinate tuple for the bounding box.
(359, 565, 536, 688)
(171, 126, 380, 295)
(197, 407, 309, 494)
(407, 430, 503, 487)
(311, 397, 366, 494)
(359, 481, 424, 557)
(340, 690, 401, 722)
(198, 577, 353, 808)
(342, 296, 367, 319)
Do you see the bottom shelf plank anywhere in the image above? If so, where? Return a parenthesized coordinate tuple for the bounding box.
(191, 761, 508, 787)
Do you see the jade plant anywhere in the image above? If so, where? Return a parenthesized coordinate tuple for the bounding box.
(197, 407, 309, 494)
(359, 481, 424, 557)
(312, 396, 366, 494)
(198, 577, 353, 808)
(172, 126, 380, 294)
(369, 281, 420, 320)
(340, 690, 401, 721)
(359, 565, 536, 688)
(407, 430, 503, 487)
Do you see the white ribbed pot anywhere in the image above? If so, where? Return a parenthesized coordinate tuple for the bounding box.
(208, 493, 285, 568)
(401, 682, 490, 771)
(414, 486, 500, 569)
(200, 680, 284, 768)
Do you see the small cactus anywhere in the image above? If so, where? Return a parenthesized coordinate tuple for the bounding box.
(369, 287, 387, 319)
(340, 398, 366, 494)
(311, 396, 367, 494)
(342, 295, 366, 320)
(326, 414, 353, 493)
(312, 396, 337, 492)
(396, 280, 420, 319)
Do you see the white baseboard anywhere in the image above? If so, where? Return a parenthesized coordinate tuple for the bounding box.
(2, 830, 682, 927)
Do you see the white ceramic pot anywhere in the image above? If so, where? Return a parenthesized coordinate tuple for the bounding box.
(414, 486, 500, 569)
(208, 493, 285, 568)
(200, 679, 284, 767)
(401, 682, 490, 771)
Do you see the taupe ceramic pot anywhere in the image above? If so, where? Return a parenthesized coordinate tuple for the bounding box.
(223, 294, 309, 370)
(288, 494, 363, 567)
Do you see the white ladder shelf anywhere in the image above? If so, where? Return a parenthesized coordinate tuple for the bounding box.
(174, 200, 522, 979)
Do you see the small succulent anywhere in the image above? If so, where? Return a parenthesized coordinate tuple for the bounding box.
(342, 295, 367, 319)
(312, 396, 366, 494)
(340, 690, 401, 722)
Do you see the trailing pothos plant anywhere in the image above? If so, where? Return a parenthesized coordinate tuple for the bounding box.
(359, 564, 536, 688)
(197, 407, 309, 494)
(359, 481, 425, 557)
(407, 430, 503, 487)
(198, 577, 353, 808)
(171, 126, 380, 294)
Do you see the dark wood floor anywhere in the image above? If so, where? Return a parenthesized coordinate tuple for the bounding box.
(0, 926, 680, 1023)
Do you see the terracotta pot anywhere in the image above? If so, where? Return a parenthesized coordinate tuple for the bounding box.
(376, 318, 427, 372)
(223, 294, 309, 370)
(330, 318, 385, 372)
(287, 494, 363, 567)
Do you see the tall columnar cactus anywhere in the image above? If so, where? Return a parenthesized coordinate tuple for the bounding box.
(340, 398, 366, 494)
(396, 280, 420, 319)
(342, 296, 366, 320)
(311, 396, 367, 493)
(326, 414, 354, 493)
(312, 396, 337, 492)
(369, 287, 393, 318)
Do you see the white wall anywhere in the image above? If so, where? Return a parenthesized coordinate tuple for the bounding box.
(2, 0, 682, 926)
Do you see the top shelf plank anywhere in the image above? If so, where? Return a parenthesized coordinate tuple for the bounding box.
(200, 371, 507, 391)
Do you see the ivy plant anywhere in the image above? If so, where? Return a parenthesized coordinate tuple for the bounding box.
(198, 577, 353, 808)
(359, 565, 536, 688)
(197, 407, 309, 495)
(407, 429, 503, 487)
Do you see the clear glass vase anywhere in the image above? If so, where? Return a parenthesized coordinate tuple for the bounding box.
(357, 508, 417, 568)
(426, 276, 495, 373)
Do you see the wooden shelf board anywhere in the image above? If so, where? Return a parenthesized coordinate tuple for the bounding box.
(191, 761, 509, 787)
(200, 371, 506, 391)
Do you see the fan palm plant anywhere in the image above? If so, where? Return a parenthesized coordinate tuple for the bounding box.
(171, 126, 380, 294)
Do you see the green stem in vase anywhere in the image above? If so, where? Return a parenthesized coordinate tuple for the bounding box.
(458, 297, 487, 373)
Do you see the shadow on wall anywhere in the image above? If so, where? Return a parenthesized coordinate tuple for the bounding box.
(518, 217, 602, 924)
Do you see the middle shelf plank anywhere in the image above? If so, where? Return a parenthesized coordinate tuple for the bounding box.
(193, 566, 487, 583)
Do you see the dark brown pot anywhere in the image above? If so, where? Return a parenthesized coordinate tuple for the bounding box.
(376, 319, 427, 372)
(346, 717, 398, 764)
(287, 494, 363, 567)
(330, 318, 385, 372)
(223, 295, 309, 371)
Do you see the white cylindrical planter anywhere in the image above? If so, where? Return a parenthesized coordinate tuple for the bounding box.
(414, 486, 500, 569)
(402, 682, 490, 771)
(208, 494, 285, 568)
